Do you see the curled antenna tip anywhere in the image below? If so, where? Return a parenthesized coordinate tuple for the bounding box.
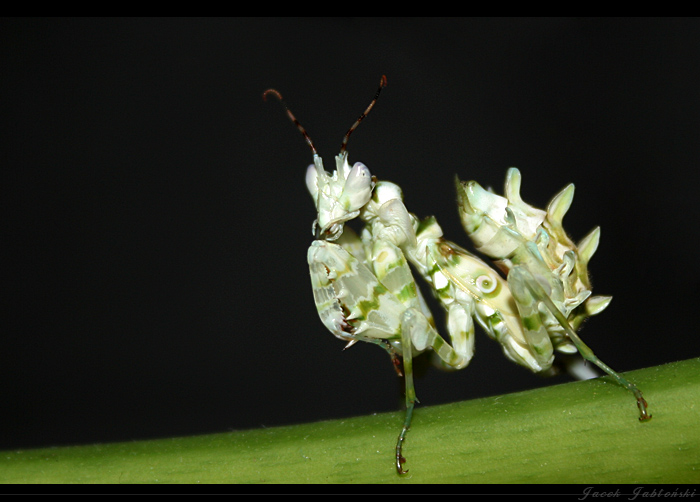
(262, 89, 283, 102)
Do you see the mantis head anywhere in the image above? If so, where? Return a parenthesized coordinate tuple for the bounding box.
(305, 152, 374, 240)
(264, 76, 387, 241)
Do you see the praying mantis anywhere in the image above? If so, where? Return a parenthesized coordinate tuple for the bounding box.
(263, 76, 651, 475)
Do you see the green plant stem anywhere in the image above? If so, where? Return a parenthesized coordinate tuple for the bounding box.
(2, 358, 699, 483)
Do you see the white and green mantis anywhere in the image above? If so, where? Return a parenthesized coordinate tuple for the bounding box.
(264, 77, 650, 475)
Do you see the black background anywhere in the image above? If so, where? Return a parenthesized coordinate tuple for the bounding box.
(2, 18, 698, 451)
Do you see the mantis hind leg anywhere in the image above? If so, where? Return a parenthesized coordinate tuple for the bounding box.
(515, 266, 651, 421)
(563, 327, 650, 421)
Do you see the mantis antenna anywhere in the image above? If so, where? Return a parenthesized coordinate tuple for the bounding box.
(340, 74, 387, 154)
(263, 75, 388, 156)
(262, 88, 317, 156)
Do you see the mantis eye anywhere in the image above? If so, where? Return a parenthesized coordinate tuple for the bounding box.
(343, 162, 373, 210)
(344, 162, 372, 192)
(476, 274, 497, 294)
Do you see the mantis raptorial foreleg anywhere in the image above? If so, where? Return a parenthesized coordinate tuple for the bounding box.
(309, 231, 470, 473)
